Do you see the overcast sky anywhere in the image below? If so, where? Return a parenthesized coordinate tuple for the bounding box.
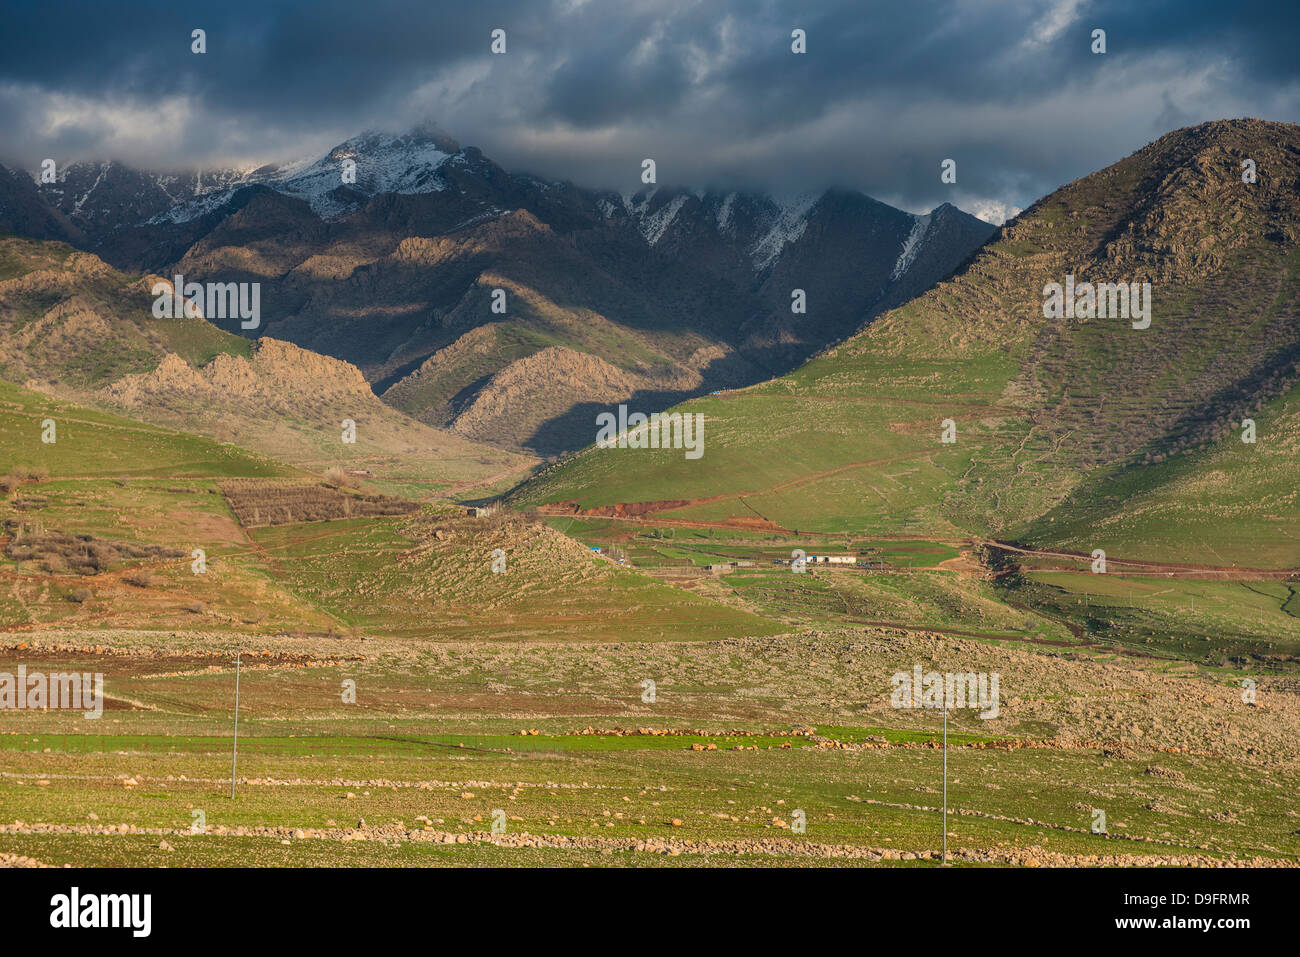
(2, 0, 1298, 222)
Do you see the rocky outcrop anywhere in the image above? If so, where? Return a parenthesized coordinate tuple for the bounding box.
(103, 338, 372, 411)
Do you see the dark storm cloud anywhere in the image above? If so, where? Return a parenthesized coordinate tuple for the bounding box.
(1, 0, 1297, 219)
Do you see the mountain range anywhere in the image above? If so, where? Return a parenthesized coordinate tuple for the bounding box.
(4, 117, 1294, 570)
(0, 124, 995, 455)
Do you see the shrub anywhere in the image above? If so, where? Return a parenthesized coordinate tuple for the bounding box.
(322, 466, 351, 487)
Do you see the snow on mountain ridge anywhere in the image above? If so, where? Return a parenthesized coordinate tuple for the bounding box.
(268, 131, 453, 217)
(715, 192, 737, 234)
(640, 193, 689, 245)
(891, 212, 931, 281)
(145, 130, 456, 223)
(750, 192, 819, 272)
(33, 160, 254, 228)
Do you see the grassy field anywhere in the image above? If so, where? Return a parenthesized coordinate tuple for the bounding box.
(3, 380, 1296, 868)
(0, 378, 291, 480)
(1002, 572, 1300, 665)
(537, 518, 1300, 674)
(2, 629, 1296, 867)
(241, 509, 781, 642)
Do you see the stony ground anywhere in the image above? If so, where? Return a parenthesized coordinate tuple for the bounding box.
(2, 624, 1295, 867)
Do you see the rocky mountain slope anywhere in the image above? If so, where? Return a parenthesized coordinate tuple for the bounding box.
(0, 166, 85, 245)
(0, 236, 529, 487)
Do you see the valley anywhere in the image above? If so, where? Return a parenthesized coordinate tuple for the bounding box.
(0, 118, 1297, 871)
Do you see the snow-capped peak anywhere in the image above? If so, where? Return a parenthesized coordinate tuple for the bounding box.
(146, 126, 461, 224)
(269, 130, 455, 217)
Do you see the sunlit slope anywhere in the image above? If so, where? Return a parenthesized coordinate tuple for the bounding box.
(0, 378, 329, 632)
(1019, 376, 1300, 567)
(514, 357, 1023, 539)
(512, 120, 1300, 565)
(0, 377, 290, 479)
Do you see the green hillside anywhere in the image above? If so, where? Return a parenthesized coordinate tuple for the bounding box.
(512, 120, 1300, 570)
(0, 379, 778, 641)
(0, 377, 287, 479)
(1022, 376, 1300, 566)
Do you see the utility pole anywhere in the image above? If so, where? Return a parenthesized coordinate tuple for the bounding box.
(230, 652, 241, 799)
(942, 703, 948, 865)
